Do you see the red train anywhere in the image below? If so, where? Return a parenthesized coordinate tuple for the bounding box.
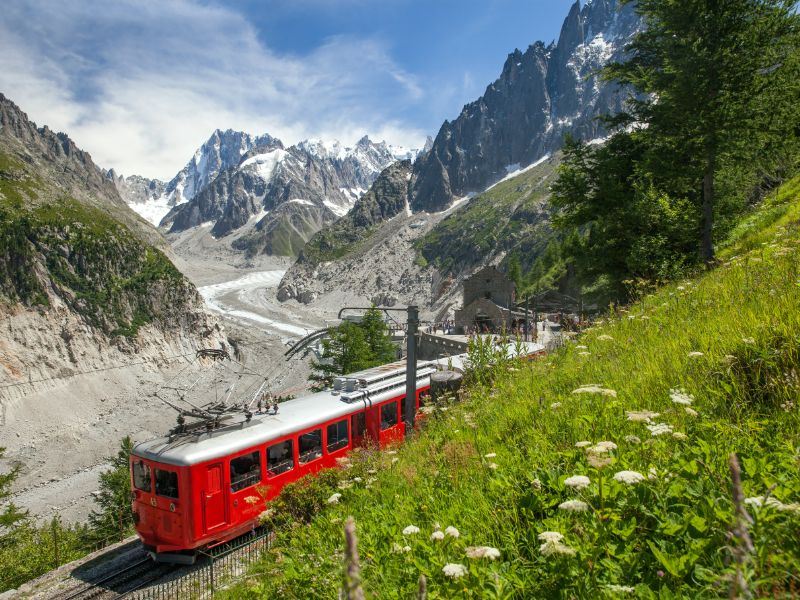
(129, 358, 454, 563)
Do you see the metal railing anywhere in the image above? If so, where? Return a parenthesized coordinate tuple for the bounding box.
(123, 528, 270, 599)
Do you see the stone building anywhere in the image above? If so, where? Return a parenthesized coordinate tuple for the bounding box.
(454, 266, 517, 332)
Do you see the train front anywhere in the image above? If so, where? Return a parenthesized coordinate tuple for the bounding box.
(130, 440, 194, 563)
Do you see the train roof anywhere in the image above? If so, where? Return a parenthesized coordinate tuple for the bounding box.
(132, 361, 440, 467)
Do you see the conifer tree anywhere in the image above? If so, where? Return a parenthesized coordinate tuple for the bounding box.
(606, 0, 800, 263)
(0, 447, 27, 534)
(87, 437, 134, 544)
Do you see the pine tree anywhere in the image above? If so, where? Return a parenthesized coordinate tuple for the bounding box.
(605, 0, 800, 263)
(87, 437, 134, 544)
(309, 307, 397, 390)
(0, 447, 27, 534)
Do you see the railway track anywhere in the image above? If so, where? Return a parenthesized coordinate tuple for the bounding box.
(55, 558, 173, 600)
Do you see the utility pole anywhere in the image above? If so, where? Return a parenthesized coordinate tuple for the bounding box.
(404, 305, 419, 438)
(524, 295, 529, 342)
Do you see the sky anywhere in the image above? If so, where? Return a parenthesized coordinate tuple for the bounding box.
(0, 0, 577, 180)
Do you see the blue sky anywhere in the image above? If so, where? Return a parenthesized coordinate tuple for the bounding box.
(0, 0, 576, 179)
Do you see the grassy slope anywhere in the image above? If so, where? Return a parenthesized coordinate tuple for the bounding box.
(415, 156, 559, 276)
(227, 176, 800, 598)
(0, 151, 186, 336)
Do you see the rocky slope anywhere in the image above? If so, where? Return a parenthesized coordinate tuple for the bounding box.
(162, 135, 420, 257)
(411, 0, 639, 211)
(278, 0, 640, 307)
(0, 93, 224, 388)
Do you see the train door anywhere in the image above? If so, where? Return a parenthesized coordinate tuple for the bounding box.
(202, 463, 227, 533)
(351, 412, 366, 447)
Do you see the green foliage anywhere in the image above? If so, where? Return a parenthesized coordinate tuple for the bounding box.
(552, 0, 800, 302)
(309, 307, 398, 390)
(551, 134, 699, 302)
(0, 191, 185, 336)
(0, 448, 27, 533)
(86, 437, 135, 546)
(225, 176, 800, 598)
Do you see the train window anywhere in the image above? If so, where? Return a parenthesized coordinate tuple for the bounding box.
(267, 440, 294, 477)
(299, 429, 323, 464)
(133, 461, 151, 492)
(230, 451, 262, 492)
(155, 469, 179, 499)
(326, 420, 349, 453)
(380, 401, 398, 430)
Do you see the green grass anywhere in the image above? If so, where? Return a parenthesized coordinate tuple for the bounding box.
(415, 157, 559, 276)
(224, 175, 800, 599)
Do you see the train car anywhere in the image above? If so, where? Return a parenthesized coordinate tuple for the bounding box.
(130, 359, 444, 563)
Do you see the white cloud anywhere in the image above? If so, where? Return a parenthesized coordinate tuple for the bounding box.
(0, 0, 427, 179)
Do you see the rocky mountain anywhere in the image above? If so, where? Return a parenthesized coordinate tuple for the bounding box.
(411, 0, 639, 212)
(104, 169, 167, 224)
(162, 134, 420, 256)
(0, 93, 223, 389)
(278, 0, 641, 307)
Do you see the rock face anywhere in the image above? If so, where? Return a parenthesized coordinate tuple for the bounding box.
(0, 93, 224, 388)
(411, 0, 640, 212)
(278, 0, 641, 308)
(162, 135, 420, 256)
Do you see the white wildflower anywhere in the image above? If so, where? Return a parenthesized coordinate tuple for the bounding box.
(402, 525, 420, 535)
(578, 352, 591, 356)
(588, 441, 617, 454)
(646, 423, 673, 436)
(564, 475, 591, 490)
(744, 496, 763, 507)
(670, 388, 694, 405)
(391, 543, 411, 554)
(337, 480, 353, 490)
(487, 462, 499, 470)
(484, 452, 497, 458)
(430, 530, 445, 541)
(352, 476, 363, 482)
(623, 435, 641, 444)
(531, 478, 542, 490)
(559, 499, 589, 512)
(391, 457, 399, 464)
(445, 526, 460, 538)
(465, 546, 501, 560)
(539, 540, 576, 556)
(597, 334, 614, 341)
(573, 385, 617, 397)
(688, 351, 704, 358)
(575, 440, 592, 448)
(604, 584, 636, 594)
(684, 407, 699, 417)
(626, 410, 660, 422)
(742, 337, 756, 345)
(551, 402, 562, 409)
(576, 345, 588, 349)
(327, 493, 342, 504)
(613, 470, 646, 485)
(648, 467, 658, 480)
(442, 563, 468, 579)
(672, 432, 688, 440)
(537, 531, 564, 543)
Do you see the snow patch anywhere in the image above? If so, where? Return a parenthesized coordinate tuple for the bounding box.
(128, 195, 173, 226)
(323, 199, 349, 217)
(488, 154, 551, 190)
(239, 149, 288, 181)
(289, 198, 315, 207)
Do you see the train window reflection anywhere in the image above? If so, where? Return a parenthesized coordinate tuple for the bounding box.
(230, 451, 261, 492)
(326, 420, 349, 452)
(299, 429, 323, 464)
(155, 469, 179, 499)
(133, 461, 151, 492)
(381, 401, 398, 430)
(267, 440, 294, 477)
